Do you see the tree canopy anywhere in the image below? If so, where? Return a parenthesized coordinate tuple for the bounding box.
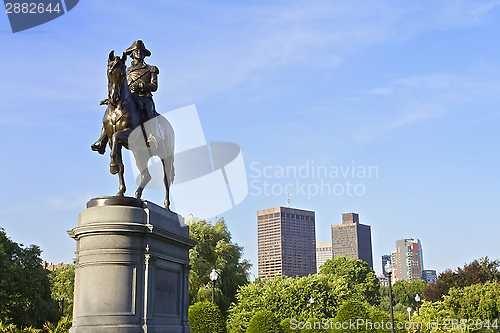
(188, 217, 251, 315)
(48, 265, 75, 318)
(0, 228, 59, 327)
(422, 257, 500, 301)
(319, 256, 380, 305)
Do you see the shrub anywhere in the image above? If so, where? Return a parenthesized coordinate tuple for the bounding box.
(332, 300, 371, 333)
(43, 317, 72, 333)
(246, 310, 282, 333)
(302, 318, 326, 332)
(188, 302, 225, 333)
(0, 323, 42, 332)
(281, 318, 293, 333)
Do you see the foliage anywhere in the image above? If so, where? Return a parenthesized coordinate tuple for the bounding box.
(0, 322, 42, 333)
(42, 317, 71, 333)
(320, 256, 380, 305)
(391, 280, 426, 308)
(227, 274, 350, 333)
(332, 300, 371, 333)
(422, 257, 500, 302)
(48, 266, 74, 319)
(378, 280, 426, 318)
(443, 281, 500, 320)
(281, 318, 294, 333)
(417, 300, 457, 333)
(0, 228, 60, 328)
(302, 318, 325, 332)
(188, 301, 225, 333)
(188, 217, 251, 315)
(246, 310, 282, 333)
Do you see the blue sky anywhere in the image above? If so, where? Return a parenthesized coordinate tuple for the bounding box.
(2, 0, 500, 279)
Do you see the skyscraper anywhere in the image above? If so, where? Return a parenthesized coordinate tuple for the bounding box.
(331, 213, 373, 268)
(257, 207, 316, 278)
(390, 238, 424, 282)
(316, 242, 332, 273)
(382, 254, 390, 278)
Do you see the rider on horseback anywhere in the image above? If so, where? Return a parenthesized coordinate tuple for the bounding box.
(92, 40, 159, 154)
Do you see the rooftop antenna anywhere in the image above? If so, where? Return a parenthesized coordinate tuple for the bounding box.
(286, 184, 290, 208)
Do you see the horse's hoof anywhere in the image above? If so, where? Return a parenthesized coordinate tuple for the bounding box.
(110, 164, 119, 174)
(91, 142, 106, 155)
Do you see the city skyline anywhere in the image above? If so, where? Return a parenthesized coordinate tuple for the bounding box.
(2, 0, 500, 280)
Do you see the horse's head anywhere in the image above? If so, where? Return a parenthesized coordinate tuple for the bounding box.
(107, 50, 128, 104)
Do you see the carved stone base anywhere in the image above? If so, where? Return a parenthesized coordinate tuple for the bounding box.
(68, 197, 196, 333)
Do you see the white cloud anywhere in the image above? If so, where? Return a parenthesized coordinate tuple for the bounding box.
(354, 72, 500, 142)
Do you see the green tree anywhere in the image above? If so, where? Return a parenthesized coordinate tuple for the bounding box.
(320, 256, 380, 305)
(188, 217, 251, 316)
(332, 300, 371, 333)
(422, 257, 500, 302)
(0, 228, 59, 328)
(48, 266, 74, 318)
(227, 274, 350, 333)
(443, 281, 500, 320)
(188, 301, 225, 333)
(391, 280, 426, 309)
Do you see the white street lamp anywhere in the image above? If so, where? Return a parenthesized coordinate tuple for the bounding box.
(309, 297, 314, 318)
(415, 294, 421, 316)
(210, 269, 218, 304)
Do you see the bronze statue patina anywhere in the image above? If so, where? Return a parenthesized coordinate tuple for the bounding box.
(91, 41, 175, 209)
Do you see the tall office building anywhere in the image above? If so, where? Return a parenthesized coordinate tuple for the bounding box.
(257, 207, 316, 278)
(331, 213, 373, 269)
(382, 254, 390, 278)
(316, 242, 332, 273)
(390, 238, 424, 282)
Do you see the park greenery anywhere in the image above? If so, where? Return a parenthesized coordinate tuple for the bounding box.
(187, 217, 252, 315)
(3, 220, 500, 332)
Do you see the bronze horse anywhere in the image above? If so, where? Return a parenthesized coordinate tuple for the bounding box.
(96, 50, 174, 209)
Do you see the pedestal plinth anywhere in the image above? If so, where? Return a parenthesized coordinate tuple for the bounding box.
(68, 197, 196, 333)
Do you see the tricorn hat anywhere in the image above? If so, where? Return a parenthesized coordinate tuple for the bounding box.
(125, 40, 151, 57)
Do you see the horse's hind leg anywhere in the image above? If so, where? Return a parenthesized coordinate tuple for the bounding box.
(161, 157, 173, 210)
(133, 150, 152, 199)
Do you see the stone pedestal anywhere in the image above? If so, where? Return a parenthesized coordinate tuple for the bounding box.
(68, 197, 196, 333)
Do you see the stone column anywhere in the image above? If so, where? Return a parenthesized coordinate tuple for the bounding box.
(68, 197, 196, 333)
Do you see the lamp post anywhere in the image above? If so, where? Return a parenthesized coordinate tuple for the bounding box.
(415, 294, 421, 316)
(309, 297, 314, 318)
(385, 262, 395, 333)
(407, 307, 411, 321)
(210, 269, 218, 304)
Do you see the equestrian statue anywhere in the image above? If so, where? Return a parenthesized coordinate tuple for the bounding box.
(91, 40, 175, 209)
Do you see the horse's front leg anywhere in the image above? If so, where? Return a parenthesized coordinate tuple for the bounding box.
(110, 132, 120, 175)
(116, 147, 126, 196)
(111, 130, 132, 196)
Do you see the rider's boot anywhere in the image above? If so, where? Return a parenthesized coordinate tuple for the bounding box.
(91, 127, 108, 155)
(144, 107, 158, 149)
